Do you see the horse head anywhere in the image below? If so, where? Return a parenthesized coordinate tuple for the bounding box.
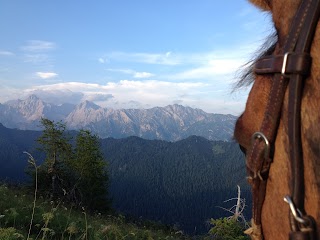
(233, 0, 320, 239)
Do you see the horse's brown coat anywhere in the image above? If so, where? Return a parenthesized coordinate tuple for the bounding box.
(234, 0, 320, 239)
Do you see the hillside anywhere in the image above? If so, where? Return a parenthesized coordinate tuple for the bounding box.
(0, 124, 251, 234)
(0, 184, 190, 239)
(0, 95, 237, 141)
(102, 136, 251, 234)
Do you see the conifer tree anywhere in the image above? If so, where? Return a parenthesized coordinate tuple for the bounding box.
(33, 119, 110, 212)
(72, 129, 110, 212)
(36, 118, 73, 198)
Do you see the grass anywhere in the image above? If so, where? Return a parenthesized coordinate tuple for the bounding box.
(0, 184, 191, 240)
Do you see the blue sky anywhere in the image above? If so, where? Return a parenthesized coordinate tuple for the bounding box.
(0, 0, 273, 114)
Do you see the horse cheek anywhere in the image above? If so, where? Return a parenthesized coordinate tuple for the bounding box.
(262, 119, 291, 239)
(301, 77, 320, 227)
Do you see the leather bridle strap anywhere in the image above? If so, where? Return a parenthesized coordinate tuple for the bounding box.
(254, 53, 312, 75)
(287, 0, 320, 238)
(246, 0, 320, 239)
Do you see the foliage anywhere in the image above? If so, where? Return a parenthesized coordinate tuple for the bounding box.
(208, 218, 249, 240)
(205, 185, 250, 240)
(73, 130, 110, 212)
(0, 184, 189, 240)
(0, 227, 24, 240)
(36, 118, 72, 165)
(33, 118, 73, 198)
(30, 118, 110, 212)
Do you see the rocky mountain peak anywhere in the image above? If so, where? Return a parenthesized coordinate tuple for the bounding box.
(0, 97, 237, 141)
(26, 94, 40, 101)
(8, 94, 47, 121)
(77, 100, 101, 110)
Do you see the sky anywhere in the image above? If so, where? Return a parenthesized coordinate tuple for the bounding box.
(0, 0, 274, 115)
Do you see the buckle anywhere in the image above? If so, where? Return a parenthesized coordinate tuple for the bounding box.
(281, 52, 293, 76)
(251, 132, 270, 160)
(284, 196, 309, 225)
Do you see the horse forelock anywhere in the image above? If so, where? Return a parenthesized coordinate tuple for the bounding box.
(233, 32, 277, 91)
(249, 0, 272, 11)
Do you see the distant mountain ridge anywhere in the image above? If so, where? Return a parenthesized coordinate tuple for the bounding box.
(0, 95, 237, 141)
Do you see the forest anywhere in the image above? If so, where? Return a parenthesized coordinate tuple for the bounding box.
(0, 122, 251, 235)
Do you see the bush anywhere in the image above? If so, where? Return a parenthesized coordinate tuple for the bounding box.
(208, 217, 249, 240)
(0, 227, 24, 240)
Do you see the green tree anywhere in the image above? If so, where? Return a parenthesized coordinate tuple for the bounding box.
(207, 186, 249, 239)
(33, 119, 111, 212)
(208, 217, 249, 240)
(35, 118, 73, 198)
(72, 129, 110, 212)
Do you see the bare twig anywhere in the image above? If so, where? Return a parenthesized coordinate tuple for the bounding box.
(216, 185, 249, 227)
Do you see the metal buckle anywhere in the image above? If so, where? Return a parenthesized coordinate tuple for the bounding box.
(281, 52, 292, 76)
(251, 132, 270, 160)
(284, 196, 309, 225)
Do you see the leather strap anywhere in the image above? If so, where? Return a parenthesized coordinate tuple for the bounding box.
(287, 0, 320, 237)
(254, 53, 312, 75)
(290, 231, 315, 240)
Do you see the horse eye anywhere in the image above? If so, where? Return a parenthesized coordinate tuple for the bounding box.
(239, 144, 247, 155)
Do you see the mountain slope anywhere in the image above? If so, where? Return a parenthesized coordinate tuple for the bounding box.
(0, 123, 42, 180)
(102, 136, 251, 234)
(0, 125, 250, 234)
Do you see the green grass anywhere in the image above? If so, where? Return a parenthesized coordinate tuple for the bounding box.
(0, 184, 191, 240)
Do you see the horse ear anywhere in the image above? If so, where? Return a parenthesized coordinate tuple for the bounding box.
(249, 0, 272, 11)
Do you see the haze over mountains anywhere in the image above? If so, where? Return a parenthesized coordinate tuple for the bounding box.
(0, 94, 237, 141)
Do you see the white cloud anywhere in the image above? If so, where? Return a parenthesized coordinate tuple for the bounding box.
(171, 58, 245, 80)
(104, 49, 250, 68)
(0, 45, 254, 115)
(0, 79, 247, 114)
(20, 41, 56, 65)
(106, 52, 180, 65)
(23, 54, 50, 63)
(21, 40, 56, 52)
(104, 49, 251, 80)
(106, 68, 134, 75)
(98, 58, 105, 63)
(36, 72, 58, 79)
(25, 89, 84, 105)
(107, 68, 155, 79)
(0, 50, 14, 56)
(85, 93, 114, 102)
(133, 72, 154, 78)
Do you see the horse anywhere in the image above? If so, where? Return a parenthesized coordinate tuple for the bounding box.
(233, 0, 320, 239)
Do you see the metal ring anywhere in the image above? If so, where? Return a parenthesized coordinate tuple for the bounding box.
(284, 196, 308, 225)
(251, 132, 270, 159)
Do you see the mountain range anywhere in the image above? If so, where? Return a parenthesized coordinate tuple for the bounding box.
(0, 94, 237, 141)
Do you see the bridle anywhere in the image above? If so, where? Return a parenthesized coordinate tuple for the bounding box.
(243, 0, 320, 239)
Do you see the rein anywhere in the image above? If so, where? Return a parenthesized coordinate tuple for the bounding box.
(245, 0, 320, 239)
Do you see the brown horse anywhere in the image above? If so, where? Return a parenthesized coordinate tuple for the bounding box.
(233, 0, 320, 239)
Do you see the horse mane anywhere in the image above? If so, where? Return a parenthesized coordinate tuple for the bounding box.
(233, 31, 278, 91)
